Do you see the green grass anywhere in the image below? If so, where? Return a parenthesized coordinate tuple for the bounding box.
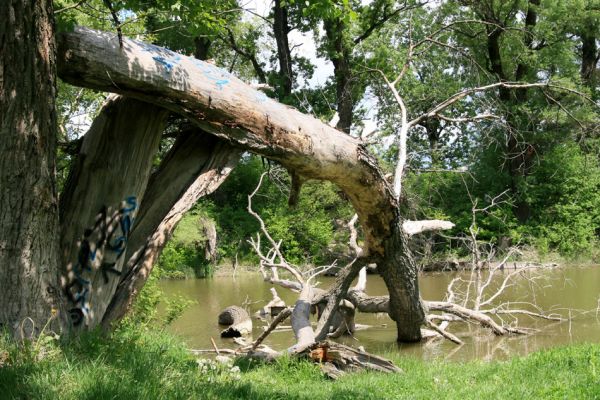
(1, 327, 599, 399)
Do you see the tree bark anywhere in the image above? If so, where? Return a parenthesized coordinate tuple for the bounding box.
(0, 0, 66, 338)
(377, 221, 425, 342)
(59, 94, 169, 329)
(101, 131, 239, 329)
(57, 27, 425, 341)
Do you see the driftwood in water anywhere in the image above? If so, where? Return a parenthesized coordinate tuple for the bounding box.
(251, 307, 292, 351)
(260, 287, 286, 316)
(218, 305, 252, 337)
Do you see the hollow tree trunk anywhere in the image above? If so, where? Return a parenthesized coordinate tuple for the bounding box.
(101, 131, 239, 329)
(218, 305, 252, 337)
(59, 95, 169, 329)
(57, 27, 425, 341)
(0, 0, 66, 338)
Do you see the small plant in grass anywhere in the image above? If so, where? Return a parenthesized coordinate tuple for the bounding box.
(196, 357, 242, 382)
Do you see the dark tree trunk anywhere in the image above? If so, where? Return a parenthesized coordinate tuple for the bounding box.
(59, 95, 169, 329)
(580, 31, 598, 92)
(194, 36, 211, 61)
(483, 2, 540, 223)
(0, 0, 66, 338)
(324, 18, 354, 133)
(422, 118, 442, 167)
(273, 0, 293, 101)
(102, 131, 239, 329)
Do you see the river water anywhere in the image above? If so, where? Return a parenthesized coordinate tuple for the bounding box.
(160, 266, 600, 361)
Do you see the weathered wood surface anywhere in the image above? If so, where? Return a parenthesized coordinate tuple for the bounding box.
(57, 27, 425, 341)
(59, 95, 169, 329)
(57, 27, 395, 257)
(101, 131, 238, 329)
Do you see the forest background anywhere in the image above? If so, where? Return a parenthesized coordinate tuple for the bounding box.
(53, 0, 600, 282)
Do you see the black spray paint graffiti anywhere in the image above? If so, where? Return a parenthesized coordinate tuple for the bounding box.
(66, 196, 137, 326)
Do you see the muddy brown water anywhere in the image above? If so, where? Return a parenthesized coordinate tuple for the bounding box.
(160, 266, 600, 361)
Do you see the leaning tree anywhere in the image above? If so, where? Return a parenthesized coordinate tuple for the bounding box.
(1, 0, 433, 342)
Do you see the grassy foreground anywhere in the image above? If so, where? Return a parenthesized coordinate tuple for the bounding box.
(1, 327, 599, 400)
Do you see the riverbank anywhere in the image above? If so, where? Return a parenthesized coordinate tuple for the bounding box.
(1, 327, 598, 399)
(180, 250, 600, 278)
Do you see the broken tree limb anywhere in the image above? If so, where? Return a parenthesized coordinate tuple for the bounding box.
(302, 341, 402, 376)
(289, 285, 316, 353)
(251, 307, 292, 351)
(59, 94, 169, 329)
(262, 288, 286, 316)
(57, 27, 425, 341)
(402, 220, 455, 236)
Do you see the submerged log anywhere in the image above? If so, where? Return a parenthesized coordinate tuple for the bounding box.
(218, 305, 252, 337)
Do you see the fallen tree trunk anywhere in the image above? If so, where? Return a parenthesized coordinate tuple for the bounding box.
(57, 27, 424, 341)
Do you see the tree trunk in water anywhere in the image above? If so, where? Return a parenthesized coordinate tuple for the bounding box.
(57, 28, 425, 341)
(0, 0, 66, 338)
(101, 131, 239, 329)
(59, 95, 168, 329)
(378, 221, 424, 342)
(218, 305, 252, 337)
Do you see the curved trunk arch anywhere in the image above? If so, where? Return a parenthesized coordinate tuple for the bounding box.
(56, 27, 425, 341)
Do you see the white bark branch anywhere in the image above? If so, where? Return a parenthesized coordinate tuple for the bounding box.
(402, 220, 455, 236)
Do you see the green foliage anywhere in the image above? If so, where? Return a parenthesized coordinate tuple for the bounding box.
(200, 155, 353, 266)
(52, 0, 600, 268)
(156, 208, 216, 278)
(126, 267, 195, 326)
(523, 143, 600, 256)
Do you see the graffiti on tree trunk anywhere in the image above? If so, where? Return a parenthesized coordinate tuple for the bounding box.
(66, 197, 137, 326)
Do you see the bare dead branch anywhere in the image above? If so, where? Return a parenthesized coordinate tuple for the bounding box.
(251, 307, 293, 351)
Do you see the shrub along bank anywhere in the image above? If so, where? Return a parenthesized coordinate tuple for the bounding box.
(156, 151, 600, 279)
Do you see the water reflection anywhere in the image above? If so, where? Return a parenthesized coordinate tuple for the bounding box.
(160, 266, 600, 361)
